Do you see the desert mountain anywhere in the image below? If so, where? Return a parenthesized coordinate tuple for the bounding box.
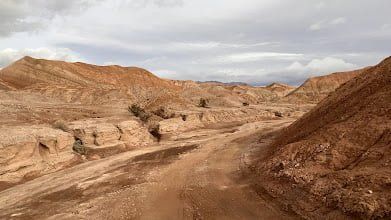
(197, 81, 249, 86)
(0, 56, 187, 108)
(256, 57, 391, 218)
(0, 57, 294, 108)
(285, 67, 369, 102)
(0, 56, 174, 89)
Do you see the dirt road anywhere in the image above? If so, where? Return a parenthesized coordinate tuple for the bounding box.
(0, 119, 298, 220)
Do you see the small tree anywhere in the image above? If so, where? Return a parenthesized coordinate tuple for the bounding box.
(198, 98, 209, 108)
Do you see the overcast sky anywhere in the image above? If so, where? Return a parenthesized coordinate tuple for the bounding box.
(0, 0, 390, 85)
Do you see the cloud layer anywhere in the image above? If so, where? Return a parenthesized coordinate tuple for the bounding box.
(0, 0, 390, 85)
(0, 47, 82, 67)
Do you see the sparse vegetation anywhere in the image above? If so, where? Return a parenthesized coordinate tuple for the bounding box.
(52, 120, 70, 132)
(152, 106, 175, 119)
(72, 139, 86, 155)
(180, 114, 188, 121)
(198, 98, 209, 108)
(128, 104, 151, 122)
(128, 104, 164, 141)
(149, 125, 161, 141)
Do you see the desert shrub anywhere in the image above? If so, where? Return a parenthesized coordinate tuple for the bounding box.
(128, 104, 143, 117)
(128, 104, 151, 122)
(198, 98, 209, 108)
(73, 139, 86, 155)
(152, 106, 175, 119)
(180, 114, 188, 121)
(149, 125, 162, 142)
(52, 120, 70, 132)
(242, 102, 249, 106)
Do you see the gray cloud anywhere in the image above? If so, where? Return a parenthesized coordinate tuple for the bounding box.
(0, 0, 102, 37)
(0, 47, 83, 67)
(0, 0, 390, 85)
(128, 0, 184, 7)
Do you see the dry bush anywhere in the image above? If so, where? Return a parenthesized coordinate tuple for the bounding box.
(198, 98, 209, 108)
(52, 120, 70, 132)
(128, 104, 151, 122)
(152, 106, 175, 119)
(148, 124, 162, 142)
(180, 114, 188, 121)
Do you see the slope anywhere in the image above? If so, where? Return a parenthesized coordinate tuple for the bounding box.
(255, 57, 391, 219)
(285, 67, 369, 102)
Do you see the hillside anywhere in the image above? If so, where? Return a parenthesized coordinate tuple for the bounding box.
(0, 57, 294, 108)
(255, 57, 391, 218)
(0, 56, 174, 89)
(0, 56, 189, 107)
(285, 67, 369, 102)
(0, 57, 308, 126)
(0, 79, 11, 90)
(265, 82, 296, 97)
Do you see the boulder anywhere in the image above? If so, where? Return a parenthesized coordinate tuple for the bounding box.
(117, 121, 154, 147)
(68, 120, 120, 146)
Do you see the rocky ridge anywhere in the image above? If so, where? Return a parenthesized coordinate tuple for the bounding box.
(255, 57, 391, 219)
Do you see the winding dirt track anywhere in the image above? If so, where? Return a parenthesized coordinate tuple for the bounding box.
(0, 119, 298, 220)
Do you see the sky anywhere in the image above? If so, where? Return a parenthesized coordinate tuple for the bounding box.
(0, 0, 390, 85)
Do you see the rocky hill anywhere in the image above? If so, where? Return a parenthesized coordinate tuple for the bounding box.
(285, 67, 369, 102)
(0, 57, 307, 126)
(255, 57, 391, 219)
(0, 56, 187, 107)
(0, 57, 294, 109)
(265, 82, 295, 97)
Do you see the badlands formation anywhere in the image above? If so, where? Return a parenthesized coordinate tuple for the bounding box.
(0, 56, 389, 219)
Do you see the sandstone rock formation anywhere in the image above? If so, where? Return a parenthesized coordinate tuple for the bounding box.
(68, 119, 154, 149)
(256, 57, 391, 219)
(0, 126, 76, 183)
(158, 106, 299, 134)
(117, 120, 155, 147)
